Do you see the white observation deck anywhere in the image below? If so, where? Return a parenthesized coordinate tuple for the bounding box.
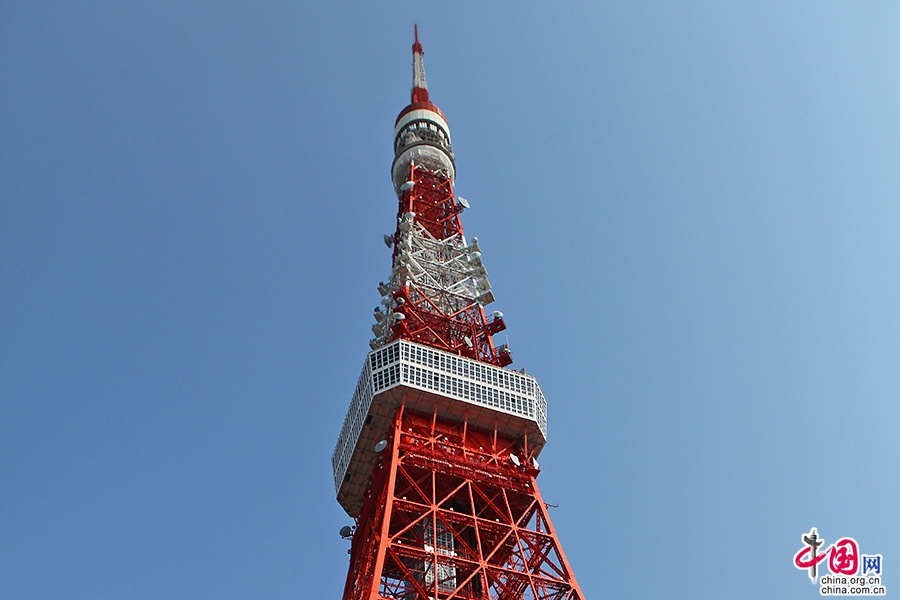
(332, 340, 548, 517)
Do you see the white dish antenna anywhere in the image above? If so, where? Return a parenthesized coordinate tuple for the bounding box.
(383, 234, 393, 248)
(374, 440, 388, 453)
(400, 181, 415, 191)
(510, 453, 521, 467)
(457, 196, 470, 209)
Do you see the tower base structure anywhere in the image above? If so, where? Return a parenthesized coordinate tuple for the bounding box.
(342, 404, 584, 600)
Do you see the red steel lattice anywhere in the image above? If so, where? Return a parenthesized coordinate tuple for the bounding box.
(387, 164, 507, 366)
(339, 29, 583, 600)
(343, 405, 583, 600)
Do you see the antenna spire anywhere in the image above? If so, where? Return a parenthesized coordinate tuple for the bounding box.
(411, 24, 429, 103)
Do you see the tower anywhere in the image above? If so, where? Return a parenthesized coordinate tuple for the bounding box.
(332, 28, 584, 600)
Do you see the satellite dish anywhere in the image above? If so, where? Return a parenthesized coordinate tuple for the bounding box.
(374, 440, 388, 453)
(458, 196, 470, 209)
(383, 234, 393, 248)
(510, 454, 521, 467)
(404, 212, 416, 220)
(464, 336, 473, 348)
(532, 457, 540, 469)
(393, 313, 405, 321)
(340, 525, 353, 538)
(469, 251, 481, 261)
(492, 311, 503, 319)
(396, 297, 405, 305)
(400, 181, 415, 191)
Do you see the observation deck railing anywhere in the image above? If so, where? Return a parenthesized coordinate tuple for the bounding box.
(332, 340, 547, 497)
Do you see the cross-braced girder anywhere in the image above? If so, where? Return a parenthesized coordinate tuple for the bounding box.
(342, 31, 581, 600)
(342, 407, 583, 600)
(370, 164, 511, 367)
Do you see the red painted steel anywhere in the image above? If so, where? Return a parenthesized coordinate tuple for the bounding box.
(339, 30, 582, 599)
(411, 24, 430, 104)
(387, 163, 506, 366)
(343, 406, 584, 600)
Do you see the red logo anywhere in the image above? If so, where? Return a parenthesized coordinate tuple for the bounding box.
(829, 538, 859, 575)
(794, 528, 859, 581)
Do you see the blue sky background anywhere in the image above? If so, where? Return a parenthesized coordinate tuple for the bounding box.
(2, 2, 898, 598)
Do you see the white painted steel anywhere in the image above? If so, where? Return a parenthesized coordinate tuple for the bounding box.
(370, 217, 493, 349)
(412, 49, 428, 93)
(391, 146, 455, 192)
(331, 340, 548, 496)
(394, 109, 450, 143)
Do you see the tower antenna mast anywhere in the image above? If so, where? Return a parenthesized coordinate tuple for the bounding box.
(332, 27, 585, 600)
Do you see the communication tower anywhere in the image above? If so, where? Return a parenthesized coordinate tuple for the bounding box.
(332, 28, 584, 600)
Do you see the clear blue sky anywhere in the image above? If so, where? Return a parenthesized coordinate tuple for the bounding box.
(2, 2, 898, 598)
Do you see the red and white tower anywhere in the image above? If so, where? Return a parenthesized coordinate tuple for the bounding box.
(333, 28, 584, 600)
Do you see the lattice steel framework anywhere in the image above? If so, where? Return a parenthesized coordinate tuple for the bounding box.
(335, 28, 583, 600)
(344, 406, 583, 600)
(372, 163, 509, 366)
